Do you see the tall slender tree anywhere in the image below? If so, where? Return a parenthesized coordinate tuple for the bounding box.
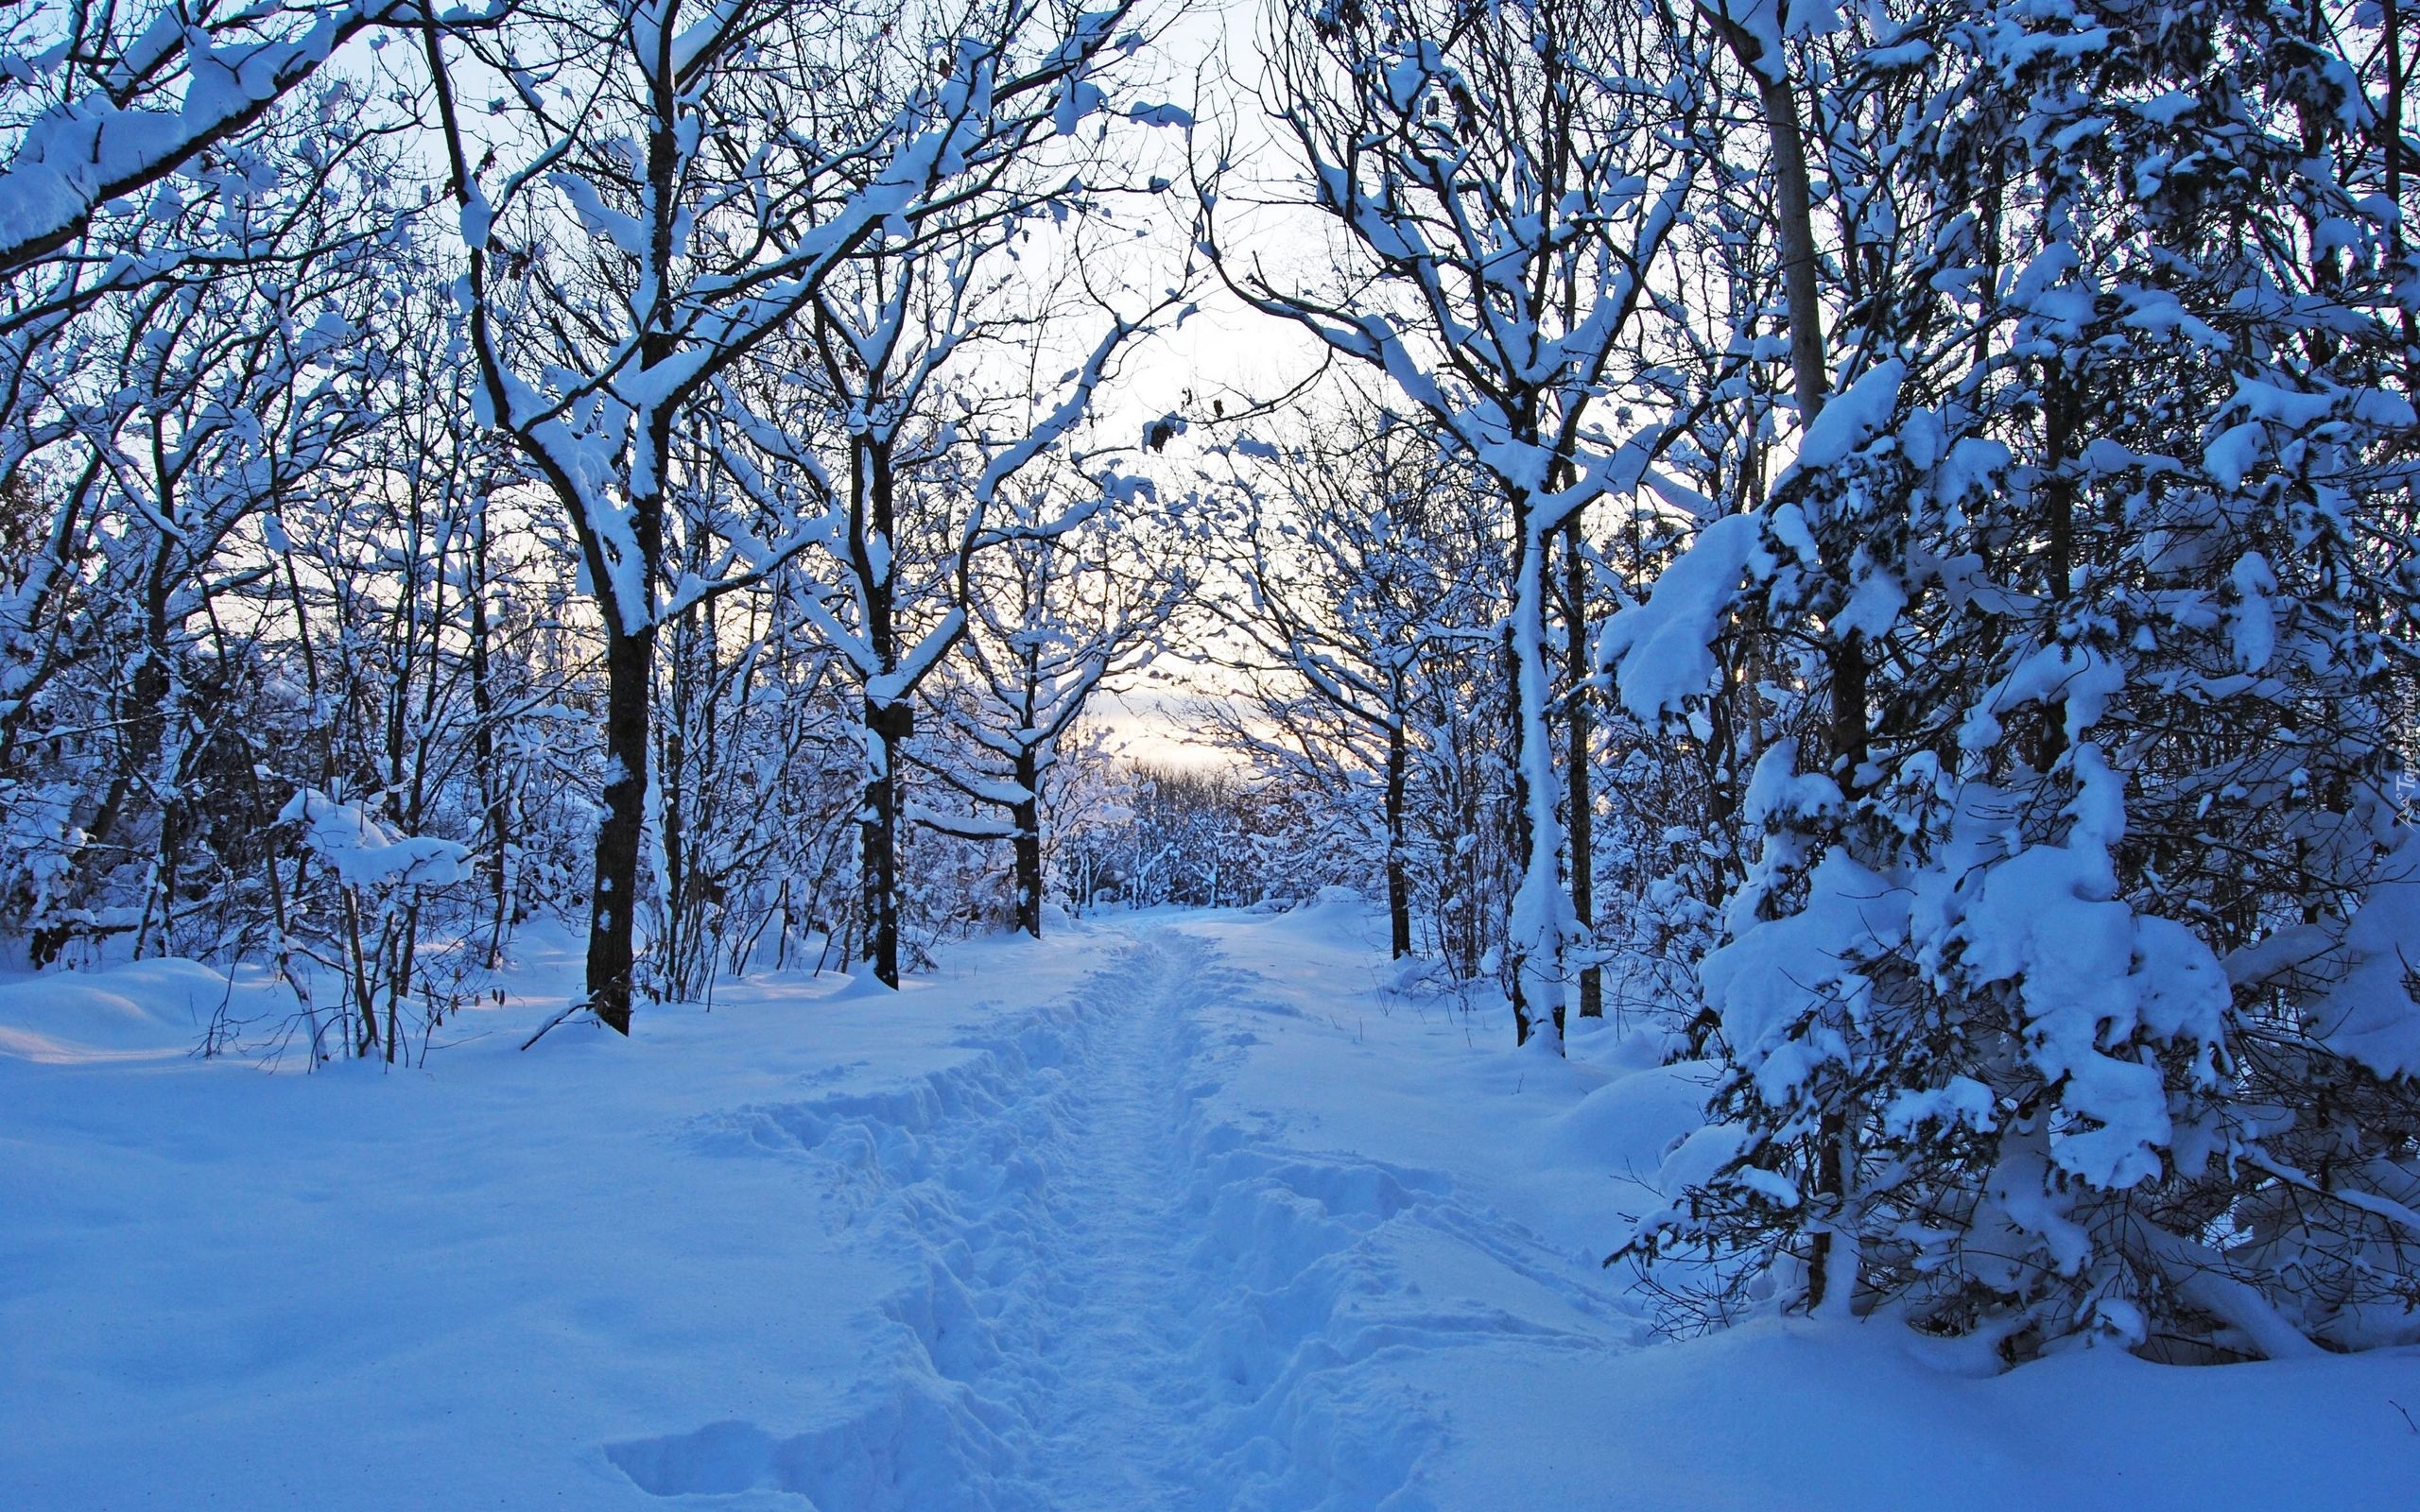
(1216, 0, 1713, 1046)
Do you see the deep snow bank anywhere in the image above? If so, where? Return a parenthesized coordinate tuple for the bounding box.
(1179, 899, 2420, 1510)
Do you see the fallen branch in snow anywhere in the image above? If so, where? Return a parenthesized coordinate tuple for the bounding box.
(519, 1001, 595, 1052)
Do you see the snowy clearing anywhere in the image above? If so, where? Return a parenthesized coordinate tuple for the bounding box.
(4, 901, 2415, 1509)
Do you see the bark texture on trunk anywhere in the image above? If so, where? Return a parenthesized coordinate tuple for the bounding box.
(860, 696, 909, 987)
(1763, 67, 1856, 1309)
(1564, 521, 1600, 1017)
(1013, 746, 1045, 939)
(585, 618, 655, 1034)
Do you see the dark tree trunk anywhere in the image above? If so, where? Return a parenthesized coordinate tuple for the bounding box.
(2035, 365, 2076, 771)
(1564, 521, 1600, 1016)
(1502, 573, 1536, 1044)
(577, 62, 684, 1035)
(1384, 711, 1411, 958)
(345, 888, 378, 1057)
(1757, 71, 1829, 434)
(661, 631, 692, 992)
(1827, 637, 1869, 786)
(585, 617, 655, 1033)
(1503, 488, 1564, 1048)
(2393, 0, 2418, 383)
(854, 427, 905, 989)
(1013, 745, 1045, 939)
(860, 696, 908, 986)
(468, 503, 510, 969)
(1456, 766, 1483, 980)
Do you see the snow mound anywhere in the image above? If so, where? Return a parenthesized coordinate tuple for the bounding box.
(1549, 1060, 1718, 1176)
(604, 1383, 1021, 1508)
(0, 959, 293, 1063)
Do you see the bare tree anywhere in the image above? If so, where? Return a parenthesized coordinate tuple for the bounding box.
(428, 0, 1159, 1022)
(1198, 397, 1479, 959)
(924, 462, 1192, 937)
(1212, 0, 1711, 1046)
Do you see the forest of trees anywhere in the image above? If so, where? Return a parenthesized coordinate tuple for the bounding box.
(3, 0, 2417, 1357)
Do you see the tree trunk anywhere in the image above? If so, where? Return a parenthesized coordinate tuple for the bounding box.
(1384, 710, 1411, 959)
(1564, 521, 1600, 1017)
(585, 618, 653, 1033)
(1013, 745, 1045, 939)
(853, 425, 906, 989)
(468, 500, 510, 969)
(343, 886, 377, 1057)
(1757, 72, 1828, 431)
(1724, 30, 1863, 1314)
(861, 696, 908, 986)
(1452, 734, 1484, 980)
(2035, 364, 2076, 771)
(1506, 496, 1568, 1051)
(661, 637, 692, 995)
(2393, 0, 2418, 384)
(1756, 67, 1868, 800)
(578, 63, 686, 1035)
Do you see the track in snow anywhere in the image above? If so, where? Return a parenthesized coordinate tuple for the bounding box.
(1002, 933, 1222, 1509)
(607, 927, 1606, 1510)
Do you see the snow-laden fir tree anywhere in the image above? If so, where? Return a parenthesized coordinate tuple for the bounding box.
(1611, 0, 2420, 1355)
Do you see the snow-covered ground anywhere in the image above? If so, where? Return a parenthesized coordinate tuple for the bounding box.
(3, 900, 2414, 1509)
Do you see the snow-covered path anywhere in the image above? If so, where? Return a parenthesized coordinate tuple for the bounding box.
(604, 927, 1493, 1509)
(6, 905, 2415, 1510)
(1005, 935, 1219, 1509)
